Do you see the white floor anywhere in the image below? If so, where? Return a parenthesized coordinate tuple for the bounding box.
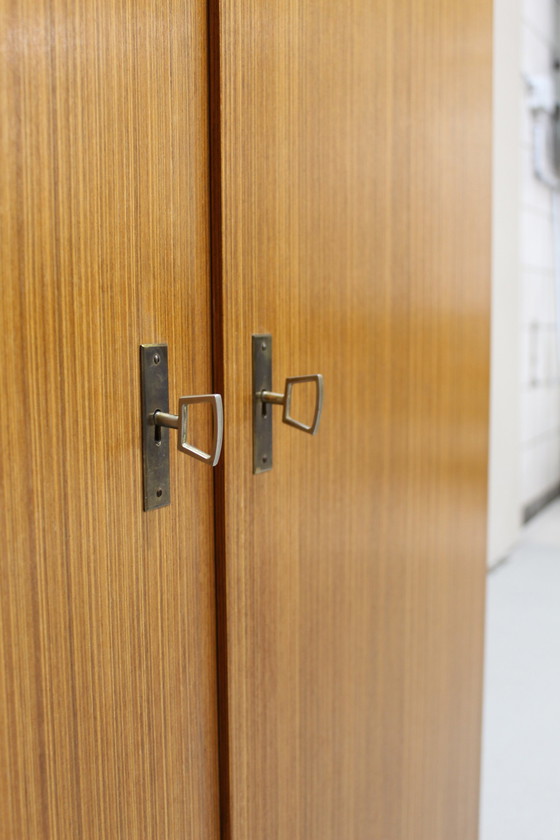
(480, 500, 560, 840)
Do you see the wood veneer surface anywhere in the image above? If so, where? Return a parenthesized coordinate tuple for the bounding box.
(0, 2, 220, 837)
(211, 2, 492, 838)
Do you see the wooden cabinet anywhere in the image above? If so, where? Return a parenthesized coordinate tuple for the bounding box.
(0, 2, 220, 838)
(212, 2, 491, 838)
(0, 1, 491, 839)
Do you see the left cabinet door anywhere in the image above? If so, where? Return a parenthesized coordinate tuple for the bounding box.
(0, 2, 220, 839)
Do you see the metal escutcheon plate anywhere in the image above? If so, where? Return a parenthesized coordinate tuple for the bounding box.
(140, 344, 171, 510)
(252, 334, 273, 473)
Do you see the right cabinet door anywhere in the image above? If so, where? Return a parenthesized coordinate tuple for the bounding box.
(211, 2, 492, 839)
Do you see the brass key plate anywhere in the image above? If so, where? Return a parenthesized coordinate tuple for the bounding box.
(140, 344, 171, 510)
(252, 334, 273, 473)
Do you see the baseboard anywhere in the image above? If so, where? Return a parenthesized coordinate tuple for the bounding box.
(522, 483, 560, 524)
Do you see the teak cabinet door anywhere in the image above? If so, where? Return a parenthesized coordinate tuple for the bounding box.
(0, 2, 220, 839)
(211, 2, 491, 839)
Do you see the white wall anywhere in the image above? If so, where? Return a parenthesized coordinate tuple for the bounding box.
(519, 0, 560, 512)
(489, 0, 560, 565)
(488, 0, 522, 564)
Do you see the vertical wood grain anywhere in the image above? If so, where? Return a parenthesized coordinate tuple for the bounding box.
(0, 1, 220, 838)
(211, 1, 492, 838)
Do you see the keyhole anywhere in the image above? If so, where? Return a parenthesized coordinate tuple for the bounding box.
(262, 401, 268, 419)
(155, 421, 162, 445)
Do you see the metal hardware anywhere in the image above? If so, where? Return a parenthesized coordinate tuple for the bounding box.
(252, 334, 324, 474)
(140, 344, 223, 511)
(141, 344, 171, 510)
(153, 395, 223, 466)
(262, 375, 323, 434)
(252, 335, 273, 474)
